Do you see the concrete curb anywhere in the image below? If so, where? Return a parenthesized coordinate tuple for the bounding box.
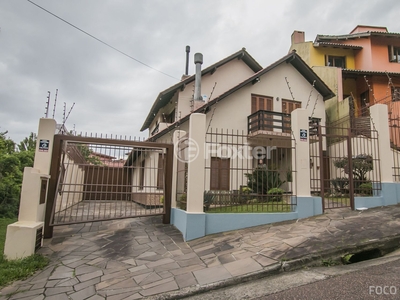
(148, 234, 400, 299)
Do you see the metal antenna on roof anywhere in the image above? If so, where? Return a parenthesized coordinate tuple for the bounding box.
(285, 77, 295, 101)
(63, 102, 66, 124)
(44, 91, 50, 117)
(305, 80, 316, 109)
(64, 102, 75, 125)
(52, 88, 58, 119)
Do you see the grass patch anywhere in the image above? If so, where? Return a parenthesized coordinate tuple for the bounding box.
(206, 201, 293, 213)
(327, 197, 351, 206)
(0, 218, 49, 288)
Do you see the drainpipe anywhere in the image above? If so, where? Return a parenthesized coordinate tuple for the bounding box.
(194, 53, 203, 101)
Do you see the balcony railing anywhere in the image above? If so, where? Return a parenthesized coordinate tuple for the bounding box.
(248, 110, 291, 134)
(248, 110, 321, 136)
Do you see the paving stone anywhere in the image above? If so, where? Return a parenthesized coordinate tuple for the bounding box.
(48, 266, 74, 280)
(223, 257, 262, 277)
(86, 295, 105, 300)
(175, 272, 198, 288)
(74, 276, 101, 291)
(45, 280, 61, 288)
(193, 266, 232, 285)
(252, 254, 278, 267)
(138, 272, 162, 285)
(55, 277, 79, 287)
(77, 270, 104, 282)
(218, 253, 236, 264)
(101, 269, 130, 281)
(128, 264, 151, 275)
(146, 258, 175, 268)
(43, 294, 70, 300)
(96, 277, 128, 290)
(140, 280, 179, 297)
(170, 264, 205, 276)
(44, 286, 74, 297)
(68, 286, 96, 300)
(9, 288, 44, 300)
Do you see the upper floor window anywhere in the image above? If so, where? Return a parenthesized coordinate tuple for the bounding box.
(388, 46, 400, 63)
(326, 56, 346, 68)
(392, 87, 400, 102)
(251, 95, 273, 113)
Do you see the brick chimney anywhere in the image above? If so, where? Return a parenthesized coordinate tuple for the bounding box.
(291, 31, 305, 45)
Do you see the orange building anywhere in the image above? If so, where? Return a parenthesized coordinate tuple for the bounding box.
(289, 25, 400, 134)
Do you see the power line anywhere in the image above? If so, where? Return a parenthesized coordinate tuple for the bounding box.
(27, 0, 178, 80)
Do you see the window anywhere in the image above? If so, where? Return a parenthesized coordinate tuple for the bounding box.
(282, 99, 301, 114)
(157, 153, 164, 189)
(282, 100, 301, 133)
(210, 157, 230, 191)
(251, 95, 273, 113)
(251, 95, 273, 131)
(388, 46, 400, 63)
(392, 87, 400, 102)
(326, 56, 346, 68)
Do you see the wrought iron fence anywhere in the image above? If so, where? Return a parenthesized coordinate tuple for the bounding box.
(203, 128, 296, 213)
(389, 116, 400, 182)
(310, 125, 381, 211)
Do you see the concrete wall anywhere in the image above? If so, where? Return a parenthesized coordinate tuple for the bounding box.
(53, 153, 85, 213)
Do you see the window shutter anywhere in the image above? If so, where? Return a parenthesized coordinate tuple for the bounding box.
(251, 96, 257, 113)
(266, 97, 272, 111)
(210, 157, 219, 190)
(220, 159, 230, 191)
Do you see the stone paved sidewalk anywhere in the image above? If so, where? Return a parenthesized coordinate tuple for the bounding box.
(1, 205, 400, 299)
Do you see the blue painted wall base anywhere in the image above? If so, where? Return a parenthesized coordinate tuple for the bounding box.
(171, 195, 324, 241)
(355, 183, 400, 209)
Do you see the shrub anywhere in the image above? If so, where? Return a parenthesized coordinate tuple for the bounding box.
(245, 165, 285, 195)
(177, 193, 187, 210)
(267, 188, 284, 202)
(359, 182, 373, 195)
(331, 177, 349, 194)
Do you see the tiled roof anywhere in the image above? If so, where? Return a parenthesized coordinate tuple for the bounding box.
(342, 69, 400, 76)
(316, 31, 400, 42)
(313, 42, 362, 49)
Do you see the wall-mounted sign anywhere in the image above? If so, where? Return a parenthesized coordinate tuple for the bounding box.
(39, 139, 50, 152)
(300, 129, 307, 141)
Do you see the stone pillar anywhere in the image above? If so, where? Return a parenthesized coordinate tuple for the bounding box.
(4, 118, 56, 259)
(291, 109, 311, 196)
(370, 104, 394, 183)
(186, 113, 206, 212)
(33, 118, 57, 174)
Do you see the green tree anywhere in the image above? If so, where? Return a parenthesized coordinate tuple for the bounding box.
(333, 154, 373, 193)
(0, 131, 36, 218)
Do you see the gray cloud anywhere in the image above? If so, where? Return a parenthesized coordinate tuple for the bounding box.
(1, 0, 399, 143)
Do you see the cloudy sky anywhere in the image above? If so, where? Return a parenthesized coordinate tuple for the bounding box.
(1, 0, 399, 144)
